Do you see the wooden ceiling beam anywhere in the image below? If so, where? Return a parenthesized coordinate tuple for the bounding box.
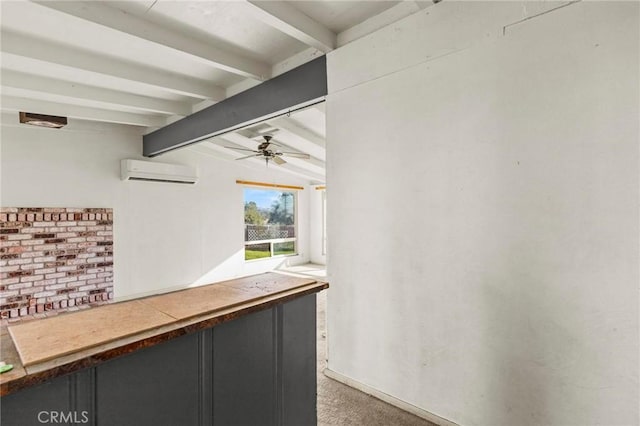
(33, 1, 271, 80)
(1, 70, 190, 116)
(2, 95, 166, 128)
(245, 1, 336, 53)
(1, 31, 224, 100)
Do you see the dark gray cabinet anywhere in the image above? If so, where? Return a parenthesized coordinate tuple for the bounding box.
(0, 294, 317, 426)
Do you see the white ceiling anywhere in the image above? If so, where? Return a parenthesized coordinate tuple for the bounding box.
(0, 0, 434, 183)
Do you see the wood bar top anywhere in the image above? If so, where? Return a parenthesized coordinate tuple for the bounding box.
(143, 273, 318, 320)
(8, 300, 176, 367)
(1, 272, 328, 396)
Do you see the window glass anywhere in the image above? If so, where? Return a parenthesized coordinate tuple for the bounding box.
(244, 188, 296, 260)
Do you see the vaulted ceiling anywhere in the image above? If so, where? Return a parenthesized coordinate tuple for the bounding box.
(0, 0, 435, 183)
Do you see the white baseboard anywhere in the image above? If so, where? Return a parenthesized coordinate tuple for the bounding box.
(323, 368, 459, 426)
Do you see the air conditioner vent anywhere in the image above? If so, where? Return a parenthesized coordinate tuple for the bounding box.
(121, 159, 198, 184)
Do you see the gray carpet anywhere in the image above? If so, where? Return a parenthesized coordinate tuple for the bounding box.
(316, 291, 437, 426)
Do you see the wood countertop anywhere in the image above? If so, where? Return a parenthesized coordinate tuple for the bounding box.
(0, 272, 328, 396)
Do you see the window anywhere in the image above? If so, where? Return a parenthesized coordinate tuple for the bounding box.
(244, 188, 297, 260)
(322, 190, 327, 255)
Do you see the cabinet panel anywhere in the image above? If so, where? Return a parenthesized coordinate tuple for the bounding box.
(95, 332, 200, 426)
(282, 294, 317, 426)
(213, 308, 275, 426)
(1, 375, 73, 426)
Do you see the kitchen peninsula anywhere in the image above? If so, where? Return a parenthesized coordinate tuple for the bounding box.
(1, 272, 328, 426)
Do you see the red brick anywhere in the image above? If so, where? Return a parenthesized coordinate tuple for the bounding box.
(56, 221, 77, 227)
(8, 257, 31, 267)
(11, 246, 31, 255)
(33, 244, 57, 251)
(57, 232, 78, 238)
(44, 283, 67, 290)
(20, 227, 42, 234)
(46, 227, 67, 232)
(21, 286, 43, 295)
(7, 234, 31, 241)
(21, 239, 45, 246)
(20, 274, 44, 282)
(23, 252, 47, 259)
(68, 226, 87, 232)
(20, 263, 45, 270)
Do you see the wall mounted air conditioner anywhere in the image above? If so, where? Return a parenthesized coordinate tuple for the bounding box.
(120, 159, 198, 184)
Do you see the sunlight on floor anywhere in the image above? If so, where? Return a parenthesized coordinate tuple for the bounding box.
(276, 263, 327, 279)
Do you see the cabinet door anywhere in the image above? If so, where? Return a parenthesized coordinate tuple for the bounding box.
(213, 308, 275, 426)
(1, 374, 75, 426)
(95, 331, 200, 426)
(282, 294, 317, 426)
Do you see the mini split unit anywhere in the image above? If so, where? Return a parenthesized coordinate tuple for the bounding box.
(120, 159, 198, 184)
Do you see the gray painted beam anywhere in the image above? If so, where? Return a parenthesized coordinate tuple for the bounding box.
(143, 56, 327, 157)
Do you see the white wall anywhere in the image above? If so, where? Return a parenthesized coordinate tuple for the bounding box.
(326, 2, 638, 426)
(0, 115, 311, 300)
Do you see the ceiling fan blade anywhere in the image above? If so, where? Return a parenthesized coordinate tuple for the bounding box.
(236, 154, 263, 160)
(273, 156, 287, 165)
(280, 152, 311, 159)
(224, 146, 259, 153)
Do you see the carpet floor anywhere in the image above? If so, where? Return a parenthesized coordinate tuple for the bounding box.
(315, 291, 437, 426)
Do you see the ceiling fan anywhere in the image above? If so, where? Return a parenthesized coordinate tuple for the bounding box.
(226, 135, 310, 166)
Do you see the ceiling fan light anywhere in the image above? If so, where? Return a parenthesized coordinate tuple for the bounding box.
(19, 112, 67, 129)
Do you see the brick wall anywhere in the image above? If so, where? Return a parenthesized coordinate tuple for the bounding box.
(0, 208, 113, 320)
